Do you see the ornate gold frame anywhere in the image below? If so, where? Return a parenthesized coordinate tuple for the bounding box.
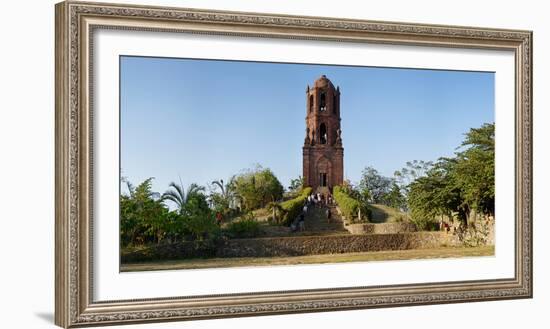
(55, 1, 533, 327)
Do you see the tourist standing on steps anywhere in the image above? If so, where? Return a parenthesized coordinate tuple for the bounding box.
(317, 192, 321, 208)
(326, 207, 331, 223)
(299, 213, 305, 231)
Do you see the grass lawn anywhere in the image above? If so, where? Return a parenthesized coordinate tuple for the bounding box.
(121, 245, 494, 272)
(369, 204, 410, 223)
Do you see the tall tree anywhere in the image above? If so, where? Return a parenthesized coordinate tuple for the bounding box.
(453, 123, 495, 218)
(406, 123, 495, 228)
(288, 176, 304, 195)
(232, 165, 284, 211)
(181, 193, 218, 241)
(120, 177, 168, 245)
(162, 181, 205, 215)
(383, 181, 407, 210)
(358, 166, 392, 204)
(210, 178, 236, 216)
(394, 160, 434, 196)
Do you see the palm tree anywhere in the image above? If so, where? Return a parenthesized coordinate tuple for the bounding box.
(162, 180, 204, 215)
(211, 179, 236, 208)
(211, 179, 228, 197)
(267, 201, 283, 224)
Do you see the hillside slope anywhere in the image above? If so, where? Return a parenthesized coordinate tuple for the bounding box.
(369, 204, 410, 223)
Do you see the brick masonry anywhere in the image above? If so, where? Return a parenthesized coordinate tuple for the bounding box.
(303, 75, 344, 193)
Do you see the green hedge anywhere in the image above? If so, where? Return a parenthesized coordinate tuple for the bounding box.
(333, 186, 370, 222)
(280, 187, 312, 226)
(224, 218, 261, 239)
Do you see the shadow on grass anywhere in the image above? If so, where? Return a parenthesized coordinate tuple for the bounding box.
(370, 205, 389, 223)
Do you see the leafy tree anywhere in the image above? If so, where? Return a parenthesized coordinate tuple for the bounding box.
(407, 159, 463, 229)
(182, 193, 219, 241)
(358, 167, 392, 204)
(120, 195, 139, 246)
(453, 123, 495, 218)
(406, 123, 495, 228)
(288, 176, 304, 195)
(232, 165, 284, 211)
(255, 167, 284, 204)
(161, 210, 187, 243)
(120, 177, 224, 245)
(394, 160, 433, 198)
(383, 181, 407, 210)
(120, 177, 169, 245)
(407, 174, 442, 229)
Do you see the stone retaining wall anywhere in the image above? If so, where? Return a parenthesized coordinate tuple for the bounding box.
(216, 232, 459, 257)
(121, 232, 460, 263)
(344, 222, 417, 234)
(121, 240, 217, 263)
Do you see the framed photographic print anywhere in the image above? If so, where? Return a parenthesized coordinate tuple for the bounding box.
(55, 1, 532, 327)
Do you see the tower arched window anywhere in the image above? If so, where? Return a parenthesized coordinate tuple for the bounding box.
(320, 92, 326, 112)
(309, 95, 314, 112)
(320, 123, 327, 144)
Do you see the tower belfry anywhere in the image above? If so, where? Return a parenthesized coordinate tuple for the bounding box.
(302, 75, 344, 193)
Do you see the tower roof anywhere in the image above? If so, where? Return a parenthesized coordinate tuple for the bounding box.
(313, 75, 335, 89)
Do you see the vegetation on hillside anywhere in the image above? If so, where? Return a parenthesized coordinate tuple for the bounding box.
(343, 123, 495, 230)
(407, 123, 494, 229)
(120, 178, 218, 246)
(280, 187, 312, 226)
(333, 185, 370, 222)
(120, 165, 285, 247)
(120, 123, 494, 249)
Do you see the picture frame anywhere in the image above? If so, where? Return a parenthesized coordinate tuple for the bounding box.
(55, 1, 532, 327)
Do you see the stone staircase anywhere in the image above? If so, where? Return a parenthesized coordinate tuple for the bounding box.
(304, 204, 348, 234)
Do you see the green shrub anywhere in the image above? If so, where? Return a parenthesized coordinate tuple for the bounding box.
(409, 213, 437, 231)
(224, 218, 261, 239)
(280, 187, 312, 226)
(333, 186, 370, 222)
(231, 166, 284, 211)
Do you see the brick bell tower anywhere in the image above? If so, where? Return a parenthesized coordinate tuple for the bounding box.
(303, 75, 344, 194)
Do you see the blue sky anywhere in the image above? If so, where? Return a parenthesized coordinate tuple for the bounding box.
(120, 56, 494, 194)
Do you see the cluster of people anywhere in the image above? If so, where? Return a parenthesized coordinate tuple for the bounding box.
(306, 192, 333, 208)
(292, 192, 334, 232)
